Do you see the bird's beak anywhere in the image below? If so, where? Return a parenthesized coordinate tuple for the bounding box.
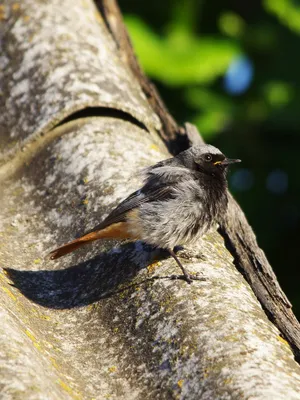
(222, 158, 241, 166)
(214, 158, 241, 166)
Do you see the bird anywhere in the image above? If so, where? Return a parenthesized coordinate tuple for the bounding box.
(49, 144, 241, 283)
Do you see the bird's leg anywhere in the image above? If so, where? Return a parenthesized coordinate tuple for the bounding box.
(173, 245, 206, 261)
(168, 248, 203, 284)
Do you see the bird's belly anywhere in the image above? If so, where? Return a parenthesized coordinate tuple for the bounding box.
(131, 201, 212, 249)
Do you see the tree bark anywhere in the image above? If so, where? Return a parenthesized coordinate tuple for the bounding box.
(0, 1, 300, 399)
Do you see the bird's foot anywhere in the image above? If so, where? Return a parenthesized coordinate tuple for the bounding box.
(168, 272, 206, 284)
(168, 248, 205, 284)
(173, 246, 206, 261)
(182, 271, 206, 284)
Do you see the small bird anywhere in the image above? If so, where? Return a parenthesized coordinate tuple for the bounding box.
(49, 144, 240, 283)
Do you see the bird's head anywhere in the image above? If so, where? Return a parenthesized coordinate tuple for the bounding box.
(183, 144, 241, 178)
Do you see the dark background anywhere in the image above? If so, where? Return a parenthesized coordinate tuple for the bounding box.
(119, 0, 300, 316)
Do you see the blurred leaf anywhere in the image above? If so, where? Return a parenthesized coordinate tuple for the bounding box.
(124, 15, 241, 86)
(167, 0, 201, 34)
(194, 111, 231, 138)
(262, 81, 294, 108)
(218, 11, 246, 38)
(185, 88, 234, 137)
(185, 87, 232, 111)
(264, 0, 300, 34)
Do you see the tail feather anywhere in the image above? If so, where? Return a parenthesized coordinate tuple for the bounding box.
(49, 221, 133, 260)
(49, 239, 88, 260)
(49, 230, 106, 260)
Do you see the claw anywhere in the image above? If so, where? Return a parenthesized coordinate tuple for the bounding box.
(168, 249, 205, 284)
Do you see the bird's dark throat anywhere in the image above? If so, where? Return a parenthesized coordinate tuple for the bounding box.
(195, 163, 227, 182)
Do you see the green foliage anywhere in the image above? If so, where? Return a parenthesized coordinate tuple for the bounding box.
(185, 88, 234, 138)
(218, 11, 246, 38)
(125, 16, 240, 86)
(125, 8, 240, 136)
(264, 0, 300, 34)
(262, 81, 294, 108)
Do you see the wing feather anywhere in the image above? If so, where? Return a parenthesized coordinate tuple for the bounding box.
(84, 186, 174, 235)
(84, 156, 191, 235)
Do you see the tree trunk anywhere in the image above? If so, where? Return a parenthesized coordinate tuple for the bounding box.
(0, 1, 300, 399)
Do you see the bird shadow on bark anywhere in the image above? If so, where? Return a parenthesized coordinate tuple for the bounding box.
(4, 243, 174, 309)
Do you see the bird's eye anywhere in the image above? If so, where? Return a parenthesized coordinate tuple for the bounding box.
(205, 154, 212, 162)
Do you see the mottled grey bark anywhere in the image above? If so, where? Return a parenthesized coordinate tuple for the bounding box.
(1, 1, 300, 400)
(0, 0, 160, 168)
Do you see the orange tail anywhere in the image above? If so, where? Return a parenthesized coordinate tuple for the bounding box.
(49, 222, 133, 260)
(49, 238, 91, 260)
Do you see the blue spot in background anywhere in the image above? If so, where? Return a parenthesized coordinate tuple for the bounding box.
(230, 168, 254, 191)
(224, 56, 254, 95)
(266, 169, 288, 195)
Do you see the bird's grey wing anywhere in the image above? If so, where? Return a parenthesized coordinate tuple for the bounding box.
(142, 157, 190, 183)
(84, 156, 192, 234)
(83, 185, 175, 234)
